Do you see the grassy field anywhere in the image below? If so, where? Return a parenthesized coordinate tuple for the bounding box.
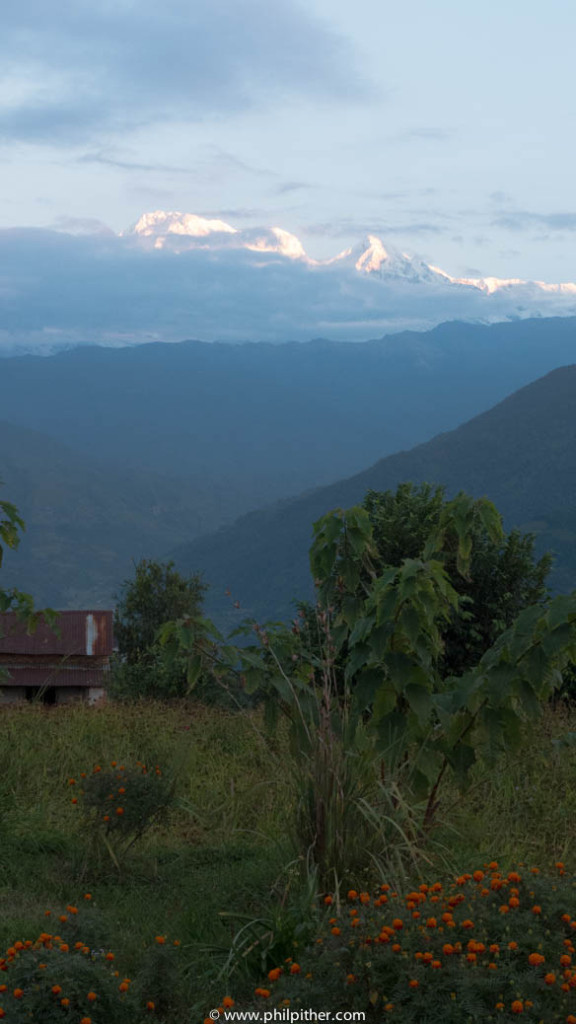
(0, 699, 575, 1021)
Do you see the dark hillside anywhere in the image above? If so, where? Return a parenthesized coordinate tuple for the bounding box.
(170, 364, 576, 627)
(0, 420, 228, 607)
(0, 316, 575, 519)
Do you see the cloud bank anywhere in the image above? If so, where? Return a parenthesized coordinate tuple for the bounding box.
(2, 214, 576, 354)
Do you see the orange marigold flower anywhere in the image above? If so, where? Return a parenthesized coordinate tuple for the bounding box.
(532, 905, 542, 914)
(155, 936, 166, 945)
(331, 927, 341, 936)
(495, 1003, 504, 1012)
(66, 905, 78, 915)
(461, 919, 474, 929)
(71, 798, 78, 804)
(347, 890, 358, 900)
(392, 918, 404, 931)
(426, 917, 437, 928)
(84, 893, 92, 900)
(408, 979, 419, 988)
(346, 974, 356, 984)
(61, 998, 70, 1007)
(511, 1000, 524, 1014)
(60, 943, 69, 953)
(87, 992, 97, 1002)
(80, 1018, 92, 1024)
(443, 943, 455, 955)
(544, 973, 556, 985)
(222, 997, 234, 1008)
(384, 1004, 394, 1012)
(473, 871, 484, 882)
(51, 985, 62, 995)
(105, 952, 115, 961)
(351, 918, 360, 928)
(116, 807, 124, 816)
(13, 989, 24, 999)
(508, 941, 518, 950)
(146, 1003, 155, 1011)
(323, 895, 333, 905)
(488, 963, 498, 970)
(119, 982, 129, 992)
(508, 897, 520, 908)
(68, 778, 76, 786)
(267, 968, 282, 982)
(431, 960, 442, 969)
(255, 988, 271, 998)
(528, 952, 545, 966)
(359, 892, 370, 904)
(508, 872, 521, 883)
(289, 964, 301, 975)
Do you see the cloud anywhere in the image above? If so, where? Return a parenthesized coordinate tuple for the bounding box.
(493, 210, 576, 232)
(1, 223, 576, 355)
(304, 219, 447, 238)
(0, 0, 367, 146)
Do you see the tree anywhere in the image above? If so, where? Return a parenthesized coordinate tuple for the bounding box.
(165, 485, 576, 882)
(360, 483, 551, 677)
(112, 559, 207, 698)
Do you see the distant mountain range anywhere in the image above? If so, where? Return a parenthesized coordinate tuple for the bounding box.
(0, 420, 229, 608)
(3, 210, 576, 352)
(169, 364, 576, 629)
(2, 319, 576, 614)
(1, 317, 576, 523)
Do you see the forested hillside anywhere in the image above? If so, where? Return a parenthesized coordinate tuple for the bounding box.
(170, 364, 576, 627)
(0, 420, 230, 607)
(0, 317, 575, 520)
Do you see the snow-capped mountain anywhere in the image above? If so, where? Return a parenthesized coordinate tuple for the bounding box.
(124, 210, 576, 298)
(2, 209, 576, 355)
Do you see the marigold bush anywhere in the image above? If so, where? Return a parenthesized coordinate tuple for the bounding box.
(0, 900, 182, 1023)
(68, 759, 174, 854)
(232, 863, 576, 1022)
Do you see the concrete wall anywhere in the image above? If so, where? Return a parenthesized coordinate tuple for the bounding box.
(0, 686, 27, 703)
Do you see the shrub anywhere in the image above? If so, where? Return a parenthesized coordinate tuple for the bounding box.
(232, 863, 576, 1022)
(68, 759, 175, 866)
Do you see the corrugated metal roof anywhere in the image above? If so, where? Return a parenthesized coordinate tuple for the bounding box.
(0, 611, 113, 656)
(1, 666, 107, 688)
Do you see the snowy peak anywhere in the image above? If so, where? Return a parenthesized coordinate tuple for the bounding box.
(122, 211, 576, 299)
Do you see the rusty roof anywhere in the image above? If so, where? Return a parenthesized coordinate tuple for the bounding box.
(0, 611, 113, 657)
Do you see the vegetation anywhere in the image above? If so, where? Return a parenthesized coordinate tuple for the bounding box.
(2, 482, 576, 1021)
(111, 559, 207, 699)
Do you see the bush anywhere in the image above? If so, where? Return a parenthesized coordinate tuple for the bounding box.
(68, 759, 175, 865)
(232, 863, 576, 1022)
(0, 900, 183, 1023)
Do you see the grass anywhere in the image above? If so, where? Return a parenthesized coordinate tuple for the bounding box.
(0, 698, 575, 1021)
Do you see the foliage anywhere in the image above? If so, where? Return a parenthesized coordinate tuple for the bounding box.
(167, 487, 576, 885)
(236, 863, 576, 1022)
(113, 558, 207, 698)
(362, 483, 552, 677)
(0, 901, 183, 1023)
(69, 759, 175, 870)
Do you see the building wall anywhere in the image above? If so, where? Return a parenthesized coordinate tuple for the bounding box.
(0, 686, 27, 704)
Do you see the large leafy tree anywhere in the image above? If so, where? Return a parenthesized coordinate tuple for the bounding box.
(114, 558, 206, 665)
(113, 559, 207, 697)
(357, 483, 551, 677)
(165, 485, 576, 881)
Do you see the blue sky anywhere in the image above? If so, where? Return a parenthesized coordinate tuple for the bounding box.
(1, 0, 576, 350)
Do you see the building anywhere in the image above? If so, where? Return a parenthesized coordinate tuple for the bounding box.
(0, 610, 113, 705)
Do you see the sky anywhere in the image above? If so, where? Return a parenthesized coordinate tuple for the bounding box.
(1, 0, 576, 350)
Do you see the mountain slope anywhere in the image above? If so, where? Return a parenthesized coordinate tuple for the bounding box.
(1, 317, 576, 521)
(0, 420, 231, 607)
(169, 365, 576, 627)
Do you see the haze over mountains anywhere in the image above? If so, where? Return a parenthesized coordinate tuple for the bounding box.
(171, 364, 576, 628)
(3, 211, 576, 353)
(1, 317, 576, 517)
(1, 315, 576, 615)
